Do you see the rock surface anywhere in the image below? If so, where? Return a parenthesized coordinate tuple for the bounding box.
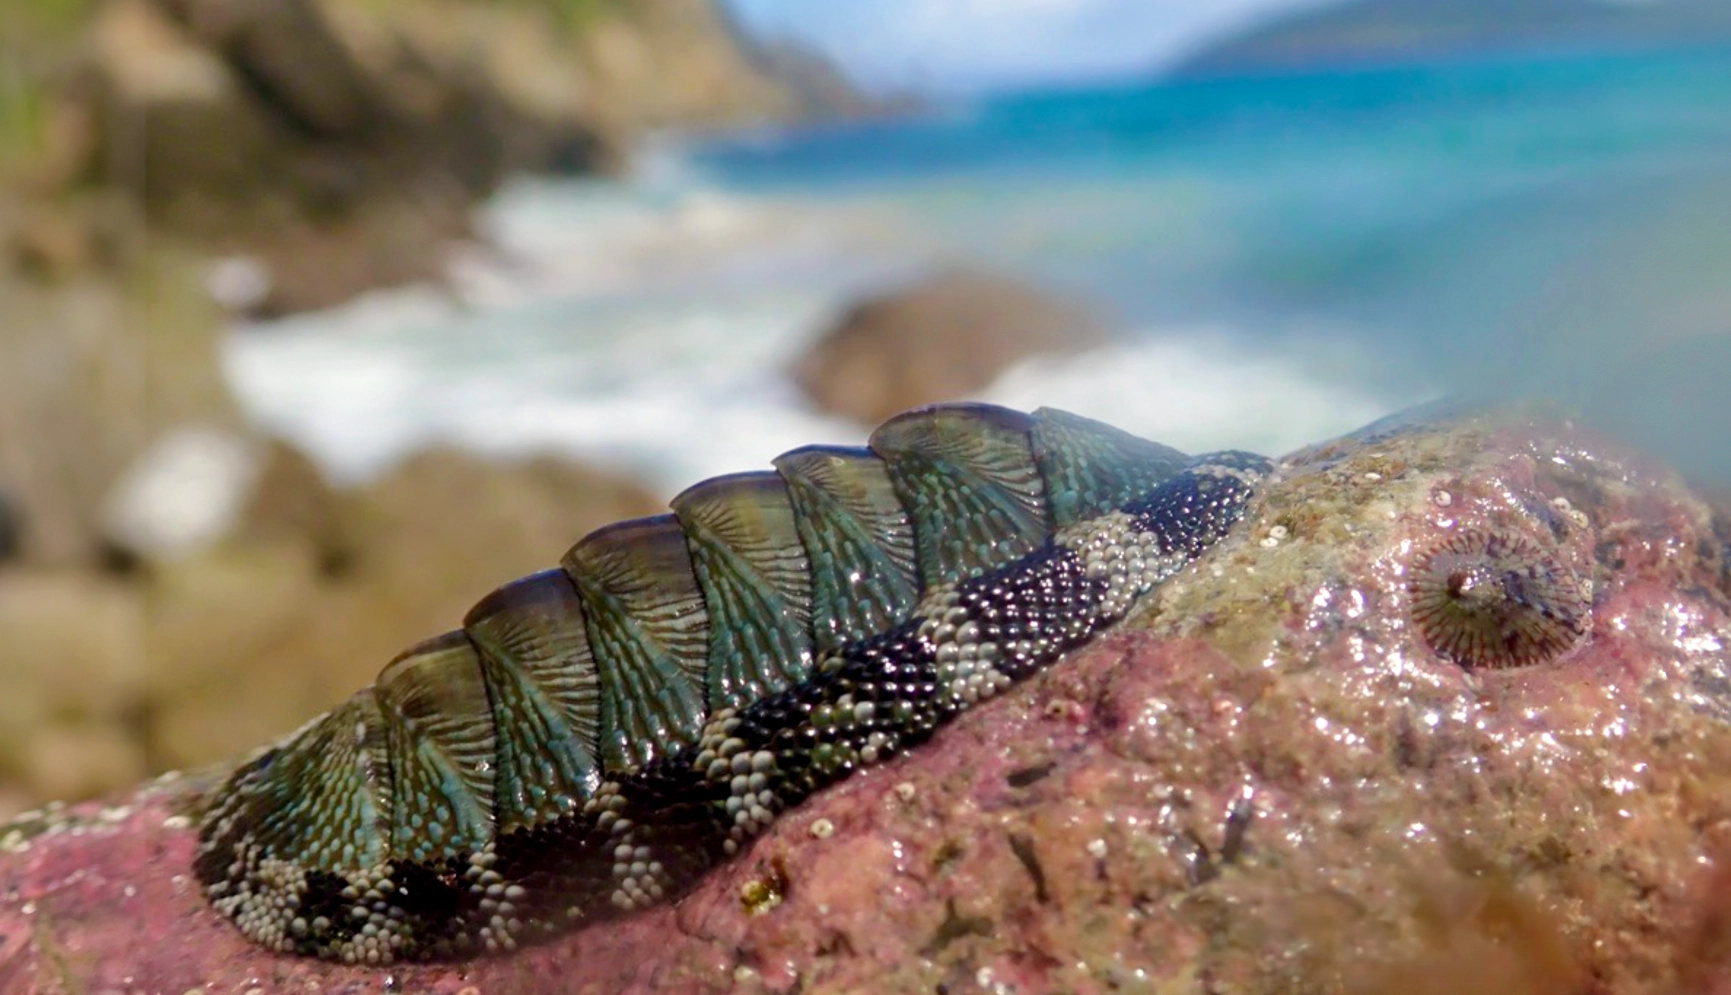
(793, 270, 1110, 425)
(1, 408, 1728, 993)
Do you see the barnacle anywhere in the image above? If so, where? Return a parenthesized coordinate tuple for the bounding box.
(1408, 528, 1591, 670)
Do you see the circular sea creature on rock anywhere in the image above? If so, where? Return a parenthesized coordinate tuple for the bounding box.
(1408, 528, 1591, 670)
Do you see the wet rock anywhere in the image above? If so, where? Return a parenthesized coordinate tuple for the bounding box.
(793, 269, 1111, 425)
(1, 409, 1726, 992)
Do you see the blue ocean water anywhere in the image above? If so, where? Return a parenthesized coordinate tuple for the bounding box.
(228, 45, 1731, 489)
(689, 46, 1731, 382)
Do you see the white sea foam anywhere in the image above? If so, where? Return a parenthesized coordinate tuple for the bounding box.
(225, 302, 1413, 499)
(981, 331, 1416, 459)
(222, 169, 1420, 496)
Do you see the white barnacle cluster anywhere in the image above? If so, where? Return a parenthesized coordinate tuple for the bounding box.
(918, 584, 1012, 709)
(1058, 511, 1185, 620)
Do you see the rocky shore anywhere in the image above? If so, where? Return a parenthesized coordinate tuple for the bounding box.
(1, 408, 1726, 992)
(23, 0, 849, 315)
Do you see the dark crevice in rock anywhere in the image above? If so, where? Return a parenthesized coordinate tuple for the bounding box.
(1006, 833, 1049, 904)
(921, 899, 993, 956)
(1004, 762, 1054, 788)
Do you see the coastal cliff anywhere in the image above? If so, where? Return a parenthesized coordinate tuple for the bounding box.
(3, 0, 858, 313)
(1173, 0, 1731, 76)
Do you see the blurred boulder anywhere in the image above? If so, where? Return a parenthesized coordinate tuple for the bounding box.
(14, 0, 868, 317)
(793, 269, 1111, 425)
(0, 491, 19, 565)
(144, 447, 661, 773)
(7, 203, 115, 281)
(571, 0, 798, 130)
(93, 428, 353, 572)
(322, 0, 622, 179)
(1, 188, 147, 284)
(77, 0, 285, 219)
(337, 447, 663, 624)
(141, 539, 334, 771)
(0, 571, 147, 814)
(152, 0, 392, 141)
(21, 723, 149, 810)
(0, 246, 236, 569)
(70, 0, 479, 313)
(236, 436, 352, 574)
(741, 36, 894, 119)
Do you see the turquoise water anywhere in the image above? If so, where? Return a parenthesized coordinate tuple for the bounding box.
(230, 45, 1731, 487)
(692, 46, 1731, 378)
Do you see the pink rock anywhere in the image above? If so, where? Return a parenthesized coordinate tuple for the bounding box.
(2, 409, 1727, 993)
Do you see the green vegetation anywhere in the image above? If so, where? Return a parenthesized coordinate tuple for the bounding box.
(0, 0, 90, 42)
(345, 0, 623, 32)
(0, 0, 87, 184)
(525, 0, 622, 32)
(0, 67, 47, 181)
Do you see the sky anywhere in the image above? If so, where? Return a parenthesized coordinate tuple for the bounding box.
(722, 0, 1342, 94)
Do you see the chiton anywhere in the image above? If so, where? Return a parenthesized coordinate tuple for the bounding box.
(195, 403, 1272, 963)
